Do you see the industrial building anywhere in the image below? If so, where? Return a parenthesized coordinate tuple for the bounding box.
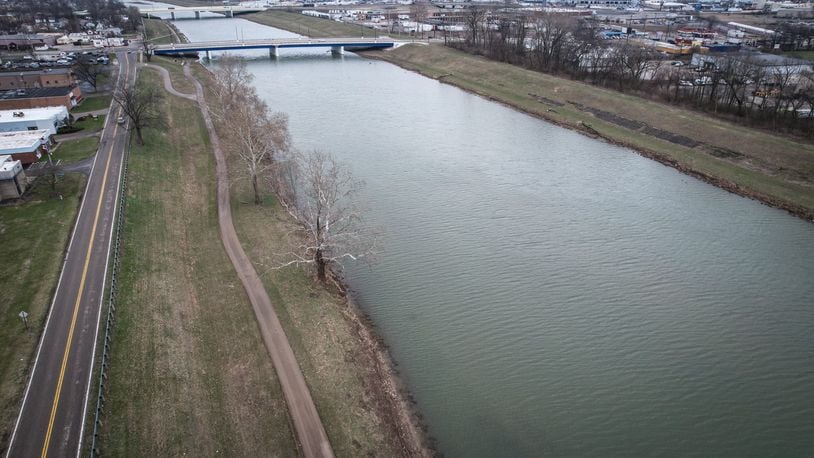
(0, 68, 78, 91)
(0, 129, 53, 165)
(0, 86, 83, 111)
(0, 106, 69, 135)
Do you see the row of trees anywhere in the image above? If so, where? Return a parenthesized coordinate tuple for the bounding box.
(0, 0, 140, 34)
(210, 56, 378, 281)
(452, 9, 814, 136)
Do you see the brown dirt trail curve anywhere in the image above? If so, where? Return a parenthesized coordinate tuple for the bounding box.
(153, 63, 335, 457)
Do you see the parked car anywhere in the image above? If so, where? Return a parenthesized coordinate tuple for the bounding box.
(117, 116, 125, 125)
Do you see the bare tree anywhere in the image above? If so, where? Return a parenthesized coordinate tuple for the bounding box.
(211, 53, 254, 112)
(465, 6, 487, 48)
(42, 146, 63, 193)
(73, 59, 104, 91)
(113, 84, 163, 145)
(410, 1, 428, 39)
(141, 36, 153, 62)
(277, 150, 379, 282)
(226, 95, 290, 204)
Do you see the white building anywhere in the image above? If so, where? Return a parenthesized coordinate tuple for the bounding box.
(0, 106, 69, 135)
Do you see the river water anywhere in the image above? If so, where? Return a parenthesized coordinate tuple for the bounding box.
(144, 8, 814, 456)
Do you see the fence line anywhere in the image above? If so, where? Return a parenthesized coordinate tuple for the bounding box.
(89, 135, 131, 458)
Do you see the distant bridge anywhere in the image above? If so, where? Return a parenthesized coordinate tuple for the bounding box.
(140, 5, 265, 20)
(152, 37, 398, 58)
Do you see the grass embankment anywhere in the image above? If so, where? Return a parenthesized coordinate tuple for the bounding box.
(73, 94, 112, 113)
(367, 44, 814, 219)
(151, 56, 196, 94)
(784, 50, 814, 61)
(99, 67, 296, 455)
(144, 18, 182, 45)
(248, 10, 416, 41)
(55, 137, 99, 164)
(192, 64, 417, 456)
(0, 174, 87, 449)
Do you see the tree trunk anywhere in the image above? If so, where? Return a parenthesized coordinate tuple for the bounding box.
(315, 248, 326, 282)
(252, 173, 260, 204)
(135, 125, 144, 145)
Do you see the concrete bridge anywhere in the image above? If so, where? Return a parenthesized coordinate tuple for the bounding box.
(140, 5, 265, 20)
(152, 37, 398, 59)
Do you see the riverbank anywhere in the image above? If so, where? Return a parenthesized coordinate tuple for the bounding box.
(189, 60, 431, 456)
(141, 18, 429, 454)
(99, 63, 298, 455)
(243, 11, 814, 221)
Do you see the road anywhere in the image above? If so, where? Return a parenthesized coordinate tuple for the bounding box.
(6, 51, 136, 458)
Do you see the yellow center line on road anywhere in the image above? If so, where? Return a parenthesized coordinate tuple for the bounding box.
(40, 55, 129, 458)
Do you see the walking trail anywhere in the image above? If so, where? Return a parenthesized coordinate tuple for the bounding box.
(143, 62, 335, 457)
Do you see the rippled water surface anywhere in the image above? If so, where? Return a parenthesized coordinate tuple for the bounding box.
(155, 11, 814, 456)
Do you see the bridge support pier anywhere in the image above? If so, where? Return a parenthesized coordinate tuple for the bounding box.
(205, 50, 211, 60)
(229, 10, 234, 18)
(170, 11, 175, 20)
(331, 45, 344, 56)
(195, 11, 200, 19)
(269, 46, 278, 59)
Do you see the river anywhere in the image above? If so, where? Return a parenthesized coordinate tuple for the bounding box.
(141, 7, 814, 456)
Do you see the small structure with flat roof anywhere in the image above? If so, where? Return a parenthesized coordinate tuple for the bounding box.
(0, 129, 52, 165)
(0, 106, 69, 135)
(0, 155, 27, 200)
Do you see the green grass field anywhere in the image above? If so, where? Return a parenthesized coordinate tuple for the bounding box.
(72, 114, 106, 133)
(73, 94, 112, 113)
(0, 173, 87, 450)
(99, 67, 297, 456)
(55, 137, 99, 164)
(784, 50, 814, 61)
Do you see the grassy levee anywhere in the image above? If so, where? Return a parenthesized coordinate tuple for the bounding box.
(99, 68, 297, 455)
(248, 10, 417, 41)
(191, 64, 409, 456)
(55, 137, 99, 164)
(144, 18, 182, 46)
(367, 44, 814, 219)
(151, 56, 196, 95)
(0, 174, 87, 450)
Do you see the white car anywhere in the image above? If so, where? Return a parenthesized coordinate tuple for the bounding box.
(117, 116, 125, 125)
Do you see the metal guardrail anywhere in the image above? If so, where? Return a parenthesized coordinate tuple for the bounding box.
(88, 134, 131, 458)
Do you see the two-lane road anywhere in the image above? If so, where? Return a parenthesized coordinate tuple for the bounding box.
(6, 51, 136, 458)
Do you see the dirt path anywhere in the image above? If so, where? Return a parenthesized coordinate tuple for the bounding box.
(150, 64, 334, 457)
(141, 63, 196, 100)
